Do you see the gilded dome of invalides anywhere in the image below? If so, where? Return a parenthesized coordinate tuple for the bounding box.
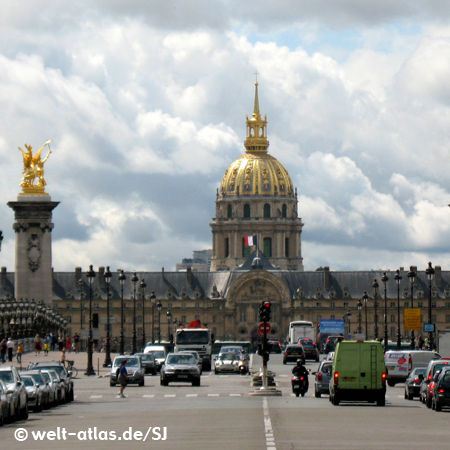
(219, 82, 294, 197)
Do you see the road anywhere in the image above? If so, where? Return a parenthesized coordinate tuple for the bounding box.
(0, 350, 448, 449)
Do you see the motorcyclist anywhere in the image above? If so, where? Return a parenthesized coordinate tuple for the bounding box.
(292, 359, 309, 390)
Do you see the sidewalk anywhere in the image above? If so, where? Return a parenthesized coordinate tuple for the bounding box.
(2, 349, 121, 376)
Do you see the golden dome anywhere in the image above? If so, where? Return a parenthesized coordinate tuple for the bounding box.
(219, 81, 294, 197)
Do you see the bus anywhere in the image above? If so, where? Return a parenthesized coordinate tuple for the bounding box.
(288, 321, 315, 344)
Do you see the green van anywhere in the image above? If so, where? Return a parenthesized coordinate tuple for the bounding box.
(329, 340, 387, 406)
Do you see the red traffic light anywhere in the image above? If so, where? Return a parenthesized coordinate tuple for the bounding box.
(263, 301, 271, 308)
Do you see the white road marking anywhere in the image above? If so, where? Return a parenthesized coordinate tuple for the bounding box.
(208, 393, 219, 397)
(263, 397, 277, 450)
(164, 394, 176, 398)
(90, 395, 103, 399)
(229, 393, 241, 397)
(143, 394, 154, 398)
(186, 394, 198, 397)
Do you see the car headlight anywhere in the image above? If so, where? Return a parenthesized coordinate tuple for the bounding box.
(234, 361, 239, 366)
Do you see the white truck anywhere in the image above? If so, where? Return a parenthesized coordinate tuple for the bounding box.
(174, 328, 212, 371)
(288, 321, 316, 344)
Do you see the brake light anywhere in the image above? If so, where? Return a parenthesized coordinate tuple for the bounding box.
(428, 373, 432, 380)
(300, 376, 304, 381)
(414, 378, 419, 384)
(439, 389, 445, 393)
(334, 372, 339, 386)
(382, 372, 387, 387)
(317, 373, 323, 381)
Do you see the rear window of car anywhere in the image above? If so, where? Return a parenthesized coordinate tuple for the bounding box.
(286, 346, 303, 354)
(432, 362, 450, 376)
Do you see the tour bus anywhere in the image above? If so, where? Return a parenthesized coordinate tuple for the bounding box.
(288, 321, 315, 344)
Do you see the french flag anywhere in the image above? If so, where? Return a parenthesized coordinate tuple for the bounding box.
(245, 235, 257, 246)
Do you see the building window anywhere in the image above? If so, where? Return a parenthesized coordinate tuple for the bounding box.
(240, 306, 246, 323)
(344, 302, 348, 308)
(282, 204, 287, 218)
(182, 303, 186, 309)
(390, 302, 396, 308)
(390, 314, 395, 323)
(181, 315, 186, 324)
(330, 302, 335, 308)
(316, 302, 321, 308)
(264, 203, 271, 218)
(227, 204, 232, 218)
(285, 237, 289, 257)
(225, 238, 230, 257)
(404, 302, 409, 308)
(446, 315, 450, 323)
(195, 315, 200, 320)
(263, 237, 272, 257)
(195, 303, 200, 309)
(418, 302, 423, 308)
(243, 204, 251, 218)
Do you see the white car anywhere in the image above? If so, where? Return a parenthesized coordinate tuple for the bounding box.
(214, 352, 241, 374)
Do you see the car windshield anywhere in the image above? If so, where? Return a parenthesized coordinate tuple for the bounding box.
(114, 358, 139, 367)
(433, 363, 450, 375)
(41, 372, 51, 382)
(30, 374, 45, 384)
(166, 354, 195, 365)
(219, 353, 238, 361)
(0, 371, 14, 383)
(287, 347, 302, 353)
(47, 371, 60, 381)
(221, 347, 242, 353)
(22, 377, 34, 387)
(139, 355, 154, 362)
(148, 351, 165, 359)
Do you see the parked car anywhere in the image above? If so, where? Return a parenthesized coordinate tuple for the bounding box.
(214, 352, 240, 374)
(432, 367, 450, 411)
(135, 353, 157, 375)
(42, 369, 66, 404)
(314, 360, 333, 397)
(268, 340, 282, 354)
(0, 379, 16, 424)
(298, 339, 320, 362)
(404, 367, 426, 400)
(20, 376, 43, 412)
(21, 370, 51, 409)
(0, 366, 28, 420)
(110, 356, 145, 387)
(27, 361, 74, 402)
(283, 344, 305, 364)
(40, 370, 60, 406)
(419, 358, 450, 407)
(160, 353, 201, 386)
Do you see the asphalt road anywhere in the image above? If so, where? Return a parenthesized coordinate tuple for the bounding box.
(0, 350, 448, 449)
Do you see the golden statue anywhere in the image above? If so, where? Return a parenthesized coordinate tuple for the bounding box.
(18, 140, 52, 195)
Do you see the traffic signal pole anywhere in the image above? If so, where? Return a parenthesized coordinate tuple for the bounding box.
(261, 315, 268, 390)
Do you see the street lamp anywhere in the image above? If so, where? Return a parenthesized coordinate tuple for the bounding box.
(140, 279, 147, 352)
(85, 265, 96, 376)
(78, 279, 84, 333)
(118, 270, 126, 354)
(394, 269, 402, 350)
(372, 279, 379, 340)
(167, 310, 172, 341)
(150, 291, 156, 343)
(342, 309, 352, 339)
(407, 266, 416, 349)
(131, 271, 138, 354)
(103, 266, 112, 367)
(357, 298, 362, 334)
(362, 291, 369, 339)
(382, 272, 389, 353)
(156, 299, 162, 342)
(426, 262, 435, 350)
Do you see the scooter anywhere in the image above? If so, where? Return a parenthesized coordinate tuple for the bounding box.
(291, 375, 308, 397)
(239, 355, 249, 375)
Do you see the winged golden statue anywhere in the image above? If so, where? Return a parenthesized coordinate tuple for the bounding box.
(18, 140, 52, 194)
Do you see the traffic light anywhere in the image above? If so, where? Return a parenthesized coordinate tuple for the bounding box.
(259, 301, 271, 322)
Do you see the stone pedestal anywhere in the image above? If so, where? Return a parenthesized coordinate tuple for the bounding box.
(7, 195, 59, 304)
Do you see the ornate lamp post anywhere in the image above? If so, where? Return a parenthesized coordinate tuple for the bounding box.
(382, 272, 389, 353)
(131, 271, 138, 354)
(372, 279, 379, 340)
(85, 265, 96, 376)
(362, 291, 369, 339)
(150, 291, 156, 343)
(156, 299, 162, 342)
(342, 309, 352, 338)
(103, 266, 112, 367)
(78, 278, 84, 330)
(140, 279, 147, 351)
(407, 266, 416, 349)
(425, 262, 435, 350)
(394, 269, 402, 350)
(118, 270, 126, 354)
(357, 298, 362, 334)
(167, 310, 172, 341)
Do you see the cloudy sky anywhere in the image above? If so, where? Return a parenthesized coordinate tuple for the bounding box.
(2, 1, 450, 274)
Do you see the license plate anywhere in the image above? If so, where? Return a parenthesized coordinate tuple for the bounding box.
(294, 385, 300, 389)
(343, 377, 356, 382)
(291, 352, 299, 355)
(178, 375, 188, 379)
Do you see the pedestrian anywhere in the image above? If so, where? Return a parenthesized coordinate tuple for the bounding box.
(60, 348, 67, 367)
(6, 337, 14, 362)
(418, 335, 424, 350)
(424, 336, 429, 350)
(34, 334, 42, 356)
(74, 333, 80, 353)
(43, 336, 50, 355)
(117, 359, 128, 398)
(58, 335, 64, 351)
(16, 341, 23, 365)
(66, 336, 72, 353)
(0, 339, 6, 363)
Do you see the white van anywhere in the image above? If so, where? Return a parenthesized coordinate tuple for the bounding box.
(385, 350, 441, 386)
(143, 345, 167, 371)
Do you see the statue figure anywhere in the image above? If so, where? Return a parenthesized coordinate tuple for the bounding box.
(18, 140, 52, 191)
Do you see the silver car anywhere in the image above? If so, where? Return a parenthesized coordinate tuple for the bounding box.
(0, 379, 16, 424)
(42, 369, 66, 404)
(110, 356, 145, 387)
(21, 370, 52, 409)
(160, 353, 201, 386)
(21, 376, 44, 412)
(314, 360, 333, 397)
(0, 366, 28, 421)
(214, 352, 241, 374)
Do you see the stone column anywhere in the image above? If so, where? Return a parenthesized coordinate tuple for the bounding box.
(7, 195, 59, 305)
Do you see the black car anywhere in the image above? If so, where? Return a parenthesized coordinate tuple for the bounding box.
(404, 367, 425, 400)
(283, 344, 305, 364)
(268, 340, 282, 354)
(298, 338, 319, 362)
(432, 367, 450, 411)
(135, 353, 157, 375)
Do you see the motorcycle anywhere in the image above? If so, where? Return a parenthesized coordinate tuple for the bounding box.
(291, 375, 308, 397)
(239, 355, 249, 375)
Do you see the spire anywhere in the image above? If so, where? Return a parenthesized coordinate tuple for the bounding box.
(245, 75, 269, 153)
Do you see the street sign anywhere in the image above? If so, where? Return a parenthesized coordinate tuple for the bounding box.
(404, 308, 421, 331)
(258, 322, 271, 337)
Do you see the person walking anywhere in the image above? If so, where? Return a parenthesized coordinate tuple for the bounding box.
(117, 360, 129, 398)
(66, 336, 72, 353)
(16, 341, 23, 365)
(0, 339, 6, 363)
(34, 334, 42, 356)
(58, 335, 64, 351)
(6, 337, 14, 362)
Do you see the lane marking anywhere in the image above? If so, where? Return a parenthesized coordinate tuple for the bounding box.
(90, 395, 102, 399)
(208, 393, 219, 397)
(186, 394, 198, 397)
(263, 397, 277, 450)
(164, 394, 176, 398)
(229, 393, 241, 397)
(143, 395, 154, 398)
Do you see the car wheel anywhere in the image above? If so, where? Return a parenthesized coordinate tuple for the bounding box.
(14, 402, 20, 422)
(21, 402, 28, 420)
(161, 378, 168, 386)
(152, 370, 157, 376)
(283, 360, 286, 365)
(35, 400, 43, 413)
(426, 395, 432, 409)
(407, 392, 413, 400)
(332, 394, 340, 406)
(110, 380, 116, 387)
(435, 400, 442, 412)
(0, 410, 4, 427)
(376, 395, 385, 406)
(139, 379, 145, 387)
(387, 379, 395, 387)
(192, 379, 200, 387)
(315, 391, 321, 398)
